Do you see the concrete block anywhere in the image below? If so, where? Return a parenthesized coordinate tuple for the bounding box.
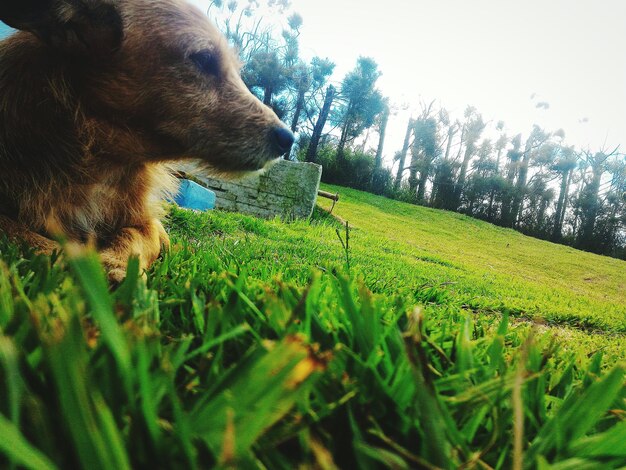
(178, 160, 322, 220)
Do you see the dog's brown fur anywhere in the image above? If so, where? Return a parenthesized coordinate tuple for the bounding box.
(0, 0, 292, 281)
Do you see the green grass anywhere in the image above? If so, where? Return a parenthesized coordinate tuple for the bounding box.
(317, 184, 626, 334)
(0, 184, 624, 469)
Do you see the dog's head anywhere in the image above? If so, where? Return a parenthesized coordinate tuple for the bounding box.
(1, 0, 294, 173)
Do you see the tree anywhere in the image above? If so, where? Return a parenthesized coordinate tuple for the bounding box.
(393, 118, 414, 190)
(374, 100, 390, 169)
(408, 105, 438, 202)
(500, 134, 523, 226)
(334, 57, 385, 164)
(465, 139, 496, 216)
(550, 146, 578, 241)
(487, 127, 508, 220)
(521, 177, 555, 236)
(429, 116, 459, 206)
(576, 148, 619, 251)
(244, 50, 289, 106)
(453, 107, 485, 209)
(598, 157, 626, 256)
(288, 57, 334, 133)
(209, 0, 282, 63)
(509, 125, 551, 227)
(305, 85, 335, 163)
(288, 61, 311, 132)
(210, 0, 302, 114)
(431, 159, 458, 210)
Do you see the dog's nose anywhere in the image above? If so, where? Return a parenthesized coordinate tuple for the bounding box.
(271, 127, 295, 155)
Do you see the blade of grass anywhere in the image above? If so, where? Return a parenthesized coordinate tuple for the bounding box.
(67, 251, 131, 384)
(526, 365, 625, 464)
(45, 315, 131, 470)
(0, 413, 58, 470)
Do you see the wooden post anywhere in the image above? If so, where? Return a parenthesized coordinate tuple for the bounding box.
(317, 190, 339, 213)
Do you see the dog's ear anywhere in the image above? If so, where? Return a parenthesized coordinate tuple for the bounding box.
(0, 0, 123, 56)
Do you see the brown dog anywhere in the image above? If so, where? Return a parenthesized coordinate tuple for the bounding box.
(0, 0, 294, 281)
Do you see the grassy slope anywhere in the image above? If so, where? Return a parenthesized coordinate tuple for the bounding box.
(0, 184, 625, 469)
(318, 184, 626, 334)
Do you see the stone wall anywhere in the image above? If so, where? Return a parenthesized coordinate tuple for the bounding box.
(187, 160, 323, 220)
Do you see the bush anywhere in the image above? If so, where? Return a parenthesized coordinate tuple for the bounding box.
(385, 181, 419, 204)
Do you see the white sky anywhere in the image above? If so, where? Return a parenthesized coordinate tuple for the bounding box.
(190, 0, 626, 167)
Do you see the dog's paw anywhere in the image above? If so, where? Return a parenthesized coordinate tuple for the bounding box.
(32, 236, 61, 256)
(100, 250, 128, 283)
(0, 214, 60, 256)
(104, 259, 149, 285)
(157, 222, 170, 252)
(107, 266, 127, 284)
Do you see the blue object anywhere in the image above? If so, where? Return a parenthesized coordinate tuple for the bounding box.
(0, 22, 15, 40)
(173, 179, 216, 211)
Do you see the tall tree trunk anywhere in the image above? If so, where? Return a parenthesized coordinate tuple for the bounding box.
(487, 191, 496, 220)
(305, 85, 335, 163)
(455, 125, 466, 161)
(408, 144, 419, 194)
(577, 161, 604, 250)
(336, 117, 351, 165)
(487, 146, 504, 220)
(429, 178, 438, 205)
(536, 195, 549, 233)
(416, 160, 431, 203)
(500, 135, 522, 226)
(467, 197, 476, 215)
(394, 118, 414, 190)
(510, 136, 536, 227)
(495, 146, 503, 170)
(571, 176, 585, 237)
(416, 133, 437, 204)
(290, 88, 306, 132)
(453, 140, 475, 209)
(558, 171, 572, 234)
(358, 127, 371, 154)
(336, 100, 356, 165)
(551, 168, 572, 241)
(374, 107, 390, 169)
(431, 124, 456, 205)
(443, 124, 455, 161)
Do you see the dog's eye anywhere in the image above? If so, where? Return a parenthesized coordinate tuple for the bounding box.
(190, 50, 220, 76)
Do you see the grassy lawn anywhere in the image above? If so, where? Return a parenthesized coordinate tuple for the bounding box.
(318, 184, 626, 335)
(0, 184, 624, 469)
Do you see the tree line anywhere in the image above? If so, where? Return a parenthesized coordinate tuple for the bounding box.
(208, 0, 626, 260)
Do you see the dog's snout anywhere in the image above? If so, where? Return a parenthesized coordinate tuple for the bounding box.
(271, 127, 295, 155)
